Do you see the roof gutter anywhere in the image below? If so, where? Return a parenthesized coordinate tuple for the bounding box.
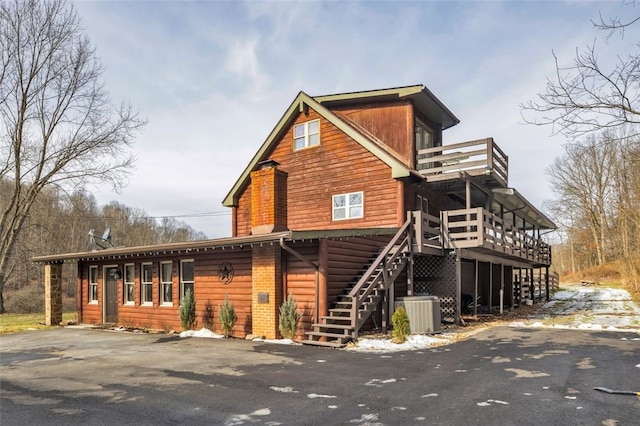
(279, 237, 319, 324)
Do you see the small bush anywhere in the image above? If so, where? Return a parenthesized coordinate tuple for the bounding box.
(180, 289, 196, 330)
(218, 294, 237, 338)
(278, 295, 301, 340)
(391, 306, 410, 344)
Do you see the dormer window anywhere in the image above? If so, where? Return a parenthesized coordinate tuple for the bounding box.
(293, 119, 320, 150)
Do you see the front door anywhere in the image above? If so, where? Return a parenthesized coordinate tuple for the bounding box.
(104, 267, 118, 323)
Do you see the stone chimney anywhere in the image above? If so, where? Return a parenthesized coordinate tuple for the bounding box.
(250, 160, 288, 234)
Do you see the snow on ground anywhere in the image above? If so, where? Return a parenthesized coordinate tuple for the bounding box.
(180, 328, 223, 339)
(349, 285, 640, 353)
(179, 285, 640, 352)
(517, 285, 640, 332)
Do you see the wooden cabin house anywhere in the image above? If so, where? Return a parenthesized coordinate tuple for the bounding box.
(34, 84, 555, 347)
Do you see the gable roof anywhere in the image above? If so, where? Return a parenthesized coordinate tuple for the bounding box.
(314, 84, 460, 130)
(222, 90, 415, 207)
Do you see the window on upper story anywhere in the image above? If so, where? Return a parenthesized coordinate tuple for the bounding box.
(332, 191, 363, 220)
(293, 119, 320, 150)
(415, 119, 434, 169)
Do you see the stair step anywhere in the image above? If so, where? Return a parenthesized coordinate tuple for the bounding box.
(305, 330, 351, 339)
(327, 308, 352, 314)
(300, 339, 346, 348)
(319, 315, 351, 322)
(312, 323, 353, 330)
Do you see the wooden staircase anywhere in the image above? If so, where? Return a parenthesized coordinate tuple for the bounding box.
(301, 218, 413, 348)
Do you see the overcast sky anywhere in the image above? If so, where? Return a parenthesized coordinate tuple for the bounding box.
(72, 0, 636, 238)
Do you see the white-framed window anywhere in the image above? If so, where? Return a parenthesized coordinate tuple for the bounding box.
(180, 260, 195, 302)
(124, 264, 135, 305)
(332, 191, 364, 220)
(141, 263, 153, 306)
(89, 266, 98, 303)
(160, 261, 173, 305)
(293, 119, 320, 150)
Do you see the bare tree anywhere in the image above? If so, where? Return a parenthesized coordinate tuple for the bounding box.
(0, 0, 145, 313)
(521, 2, 640, 140)
(547, 136, 617, 266)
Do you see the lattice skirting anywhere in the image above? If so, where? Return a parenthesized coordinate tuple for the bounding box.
(413, 251, 457, 322)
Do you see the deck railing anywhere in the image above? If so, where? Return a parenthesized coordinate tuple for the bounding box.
(411, 210, 443, 255)
(439, 207, 551, 265)
(417, 138, 508, 186)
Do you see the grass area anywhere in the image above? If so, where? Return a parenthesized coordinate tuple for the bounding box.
(0, 312, 77, 334)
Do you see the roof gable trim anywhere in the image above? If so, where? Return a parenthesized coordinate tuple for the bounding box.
(222, 92, 411, 206)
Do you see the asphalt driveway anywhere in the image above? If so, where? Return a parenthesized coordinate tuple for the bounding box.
(1, 326, 638, 425)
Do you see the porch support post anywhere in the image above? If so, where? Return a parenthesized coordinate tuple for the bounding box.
(517, 268, 522, 306)
(529, 267, 535, 303)
(488, 262, 493, 313)
(545, 266, 550, 302)
(474, 260, 478, 316)
(455, 250, 462, 325)
(252, 244, 283, 339)
(407, 211, 414, 296)
(45, 263, 63, 326)
(499, 264, 504, 314)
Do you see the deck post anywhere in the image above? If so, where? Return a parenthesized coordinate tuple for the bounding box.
(517, 268, 522, 305)
(455, 250, 462, 325)
(499, 264, 504, 314)
(488, 262, 493, 313)
(529, 267, 535, 303)
(545, 266, 550, 301)
(474, 260, 478, 316)
(407, 211, 415, 296)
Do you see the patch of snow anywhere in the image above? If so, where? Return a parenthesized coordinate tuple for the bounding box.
(254, 338, 295, 345)
(307, 393, 337, 399)
(180, 328, 223, 339)
(347, 333, 457, 353)
(269, 386, 298, 394)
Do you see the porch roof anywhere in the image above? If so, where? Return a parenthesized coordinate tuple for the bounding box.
(31, 228, 399, 264)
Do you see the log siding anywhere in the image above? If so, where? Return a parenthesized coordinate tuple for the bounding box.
(234, 107, 401, 235)
(78, 250, 252, 335)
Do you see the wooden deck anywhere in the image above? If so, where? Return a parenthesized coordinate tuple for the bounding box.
(417, 138, 508, 189)
(441, 207, 551, 265)
(413, 209, 551, 266)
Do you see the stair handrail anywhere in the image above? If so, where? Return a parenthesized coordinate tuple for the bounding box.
(348, 217, 412, 331)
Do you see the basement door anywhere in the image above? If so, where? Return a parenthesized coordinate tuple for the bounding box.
(104, 266, 119, 323)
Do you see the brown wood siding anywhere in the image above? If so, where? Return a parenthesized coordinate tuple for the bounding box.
(235, 188, 252, 237)
(234, 107, 401, 233)
(332, 101, 414, 165)
(77, 250, 252, 336)
(283, 240, 319, 338)
(326, 236, 391, 306)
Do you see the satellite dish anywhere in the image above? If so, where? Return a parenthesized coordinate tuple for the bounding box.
(89, 225, 115, 250)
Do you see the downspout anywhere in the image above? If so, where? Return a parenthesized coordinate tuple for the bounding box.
(279, 238, 320, 324)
